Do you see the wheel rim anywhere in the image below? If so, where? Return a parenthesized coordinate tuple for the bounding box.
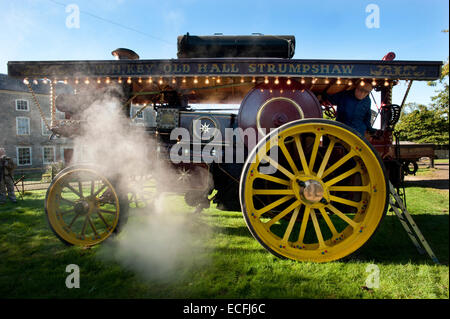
(46, 168, 120, 246)
(240, 119, 388, 262)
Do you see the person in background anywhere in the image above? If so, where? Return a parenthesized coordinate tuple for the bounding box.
(319, 80, 382, 138)
(0, 148, 17, 204)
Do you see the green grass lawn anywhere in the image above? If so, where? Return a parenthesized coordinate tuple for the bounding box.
(0, 186, 448, 299)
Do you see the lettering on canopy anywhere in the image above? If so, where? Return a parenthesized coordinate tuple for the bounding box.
(8, 59, 441, 80)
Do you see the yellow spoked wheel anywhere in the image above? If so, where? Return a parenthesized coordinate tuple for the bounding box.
(240, 119, 388, 262)
(45, 165, 125, 247)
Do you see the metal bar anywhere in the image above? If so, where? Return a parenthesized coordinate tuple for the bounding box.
(400, 80, 414, 109)
(389, 182, 440, 264)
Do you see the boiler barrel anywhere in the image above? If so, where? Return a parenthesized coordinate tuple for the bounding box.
(177, 34, 295, 59)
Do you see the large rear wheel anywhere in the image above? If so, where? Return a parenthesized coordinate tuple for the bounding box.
(240, 119, 388, 262)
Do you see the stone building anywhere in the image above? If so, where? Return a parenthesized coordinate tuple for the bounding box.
(0, 74, 157, 176)
(0, 74, 74, 174)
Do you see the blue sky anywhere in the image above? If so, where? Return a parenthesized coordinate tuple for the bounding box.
(0, 0, 448, 107)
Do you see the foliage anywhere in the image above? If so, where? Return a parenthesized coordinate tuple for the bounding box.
(395, 103, 449, 144)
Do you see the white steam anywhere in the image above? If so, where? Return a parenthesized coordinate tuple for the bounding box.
(71, 84, 212, 282)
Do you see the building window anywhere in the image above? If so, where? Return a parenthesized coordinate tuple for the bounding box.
(42, 119, 52, 136)
(42, 146, 56, 164)
(16, 147, 32, 166)
(16, 117, 30, 135)
(15, 99, 29, 111)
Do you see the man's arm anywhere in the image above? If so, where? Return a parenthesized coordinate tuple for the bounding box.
(364, 101, 377, 134)
(320, 91, 343, 106)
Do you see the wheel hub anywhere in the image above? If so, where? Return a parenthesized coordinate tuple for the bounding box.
(298, 179, 324, 204)
(74, 200, 90, 215)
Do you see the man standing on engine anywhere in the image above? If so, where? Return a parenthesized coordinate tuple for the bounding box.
(319, 80, 381, 138)
(0, 148, 17, 204)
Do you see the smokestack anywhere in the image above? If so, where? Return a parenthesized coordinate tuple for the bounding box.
(111, 48, 140, 60)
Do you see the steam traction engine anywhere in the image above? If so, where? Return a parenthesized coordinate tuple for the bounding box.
(8, 34, 442, 262)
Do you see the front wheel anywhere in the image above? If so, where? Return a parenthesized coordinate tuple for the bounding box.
(239, 119, 388, 262)
(45, 165, 129, 247)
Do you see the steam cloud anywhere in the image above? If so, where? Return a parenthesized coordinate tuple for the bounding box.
(71, 84, 212, 282)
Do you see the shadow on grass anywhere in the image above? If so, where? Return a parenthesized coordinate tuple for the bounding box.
(348, 214, 449, 265)
(210, 213, 448, 266)
(404, 179, 449, 190)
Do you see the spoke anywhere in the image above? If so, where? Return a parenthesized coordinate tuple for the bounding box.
(294, 135, 311, 175)
(330, 195, 361, 208)
(308, 133, 322, 173)
(59, 197, 76, 206)
(81, 216, 88, 236)
(255, 173, 290, 186)
(96, 211, 110, 229)
(87, 216, 99, 237)
(321, 150, 356, 179)
(254, 195, 294, 217)
(297, 206, 311, 244)
(265, 200, 301, 228)
(252, 189, 295, 195)
(327, 204, 358, 228)
(279, 141, 299, 175)
(329, 185, 370, 192)
(281, 206, 301, 243)
(310, 209, 326, 248)
(94, 183, 108, 197)
(263, 155, 295, 180)
(64, 183, 82, 198)
(99, 208, 117, 215)
(318, 207, 339, 237)
(78, 181, 84, 198)
(68, 213, 81, 228)
(58, 208, 75, 216)
(325, 166, 360, 187)
(316, 139, 336, 178)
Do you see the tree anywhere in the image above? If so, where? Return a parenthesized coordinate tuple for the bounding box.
(395, 29, 449, 145)
(427, 29, 449, 120)
(395, 103, 449, 144)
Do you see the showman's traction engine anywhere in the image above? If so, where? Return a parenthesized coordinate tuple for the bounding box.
(8, 33, 442, 262)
